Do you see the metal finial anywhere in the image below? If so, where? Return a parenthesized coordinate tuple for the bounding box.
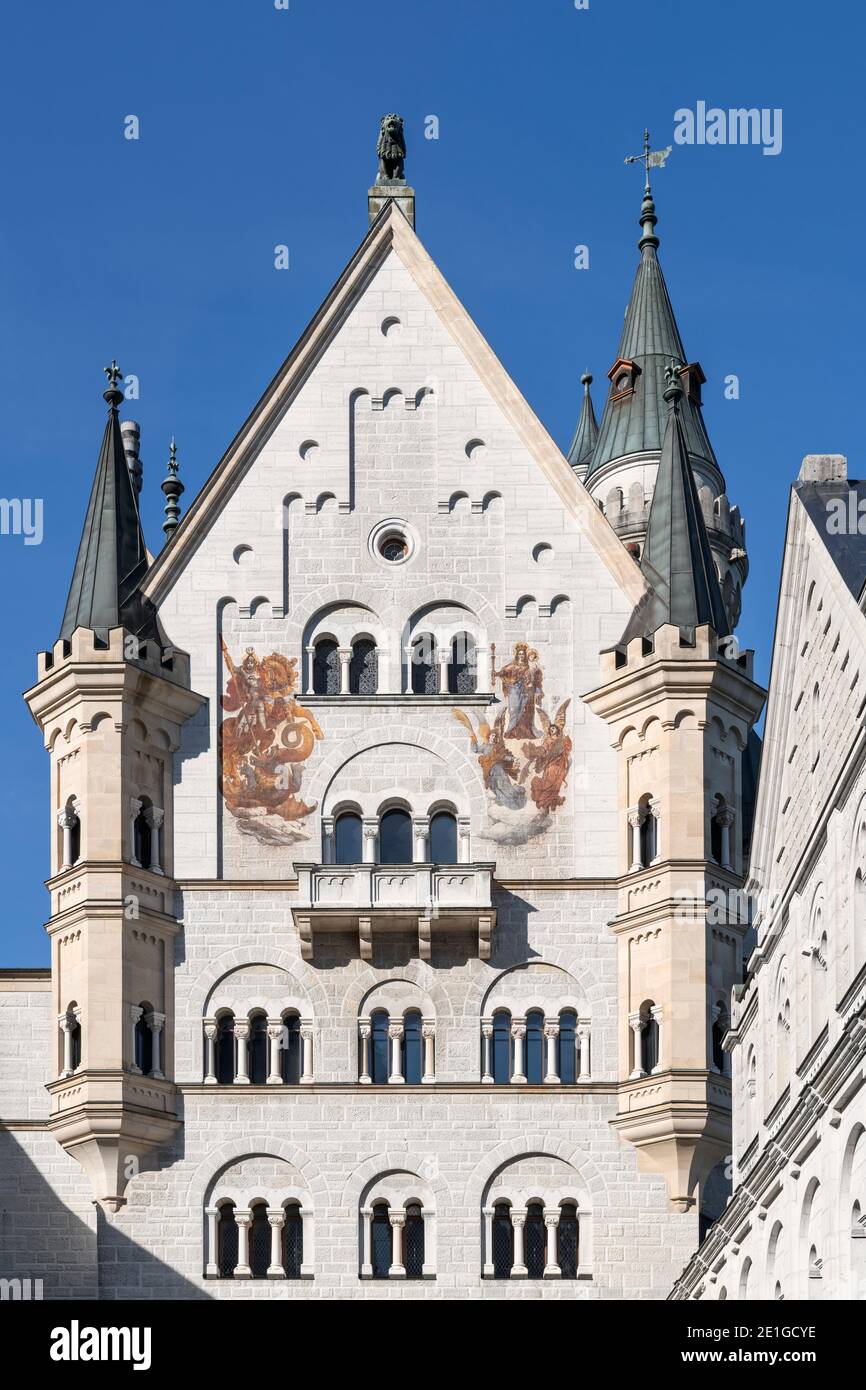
(161, 436, 184, 539)
(104, 360, 123, 389)
(581, 371, 593, 388)
(103, 359, 124, 409)
(663, 359, 684, 406)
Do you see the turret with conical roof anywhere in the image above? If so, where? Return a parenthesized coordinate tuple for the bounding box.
(571, 153, 748, 628)
(566, 371, 599, 479)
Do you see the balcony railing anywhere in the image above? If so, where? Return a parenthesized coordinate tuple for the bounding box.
(292, 861, 496, 961)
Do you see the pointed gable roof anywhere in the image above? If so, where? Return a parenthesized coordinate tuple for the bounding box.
(140, 199, 647, 612)
(566, 372, 599, 474)
(59, 374, 154, 644)
(586, 186, 717, 480)
(618, 364, 729, 645)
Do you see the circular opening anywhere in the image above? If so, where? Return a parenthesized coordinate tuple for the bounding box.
(368, 517, 416, 568)
(379, 533, 408, 562)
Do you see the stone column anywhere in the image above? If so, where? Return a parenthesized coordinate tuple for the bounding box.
(629, 1012, 645, 1079)
(338, 647, 352, 694)
(305, 644, 316, 695)
(403, 645, 414, 695)
(649, 797, 662, 863)
(362, 819, 378, 864)
(267, 1021, 284, 1084)
(58, 1013, 74, 1078)
(510, 1019, 526, 1084)
(457, 817, 471, 864)
(145, 807, 165, 874)
(300, 1023, 314, 1083)
(651, 1004, 663, 1073)
(510, 1209, 528, 1277)
(205, 1207, 220, 1277)
(267, 1209, 286, 1278)
(360, 1208, 374, 1277)
(717, 806, 735, 871)
(543, 1209, 561, 1277)
(388, 1022, 405, 1084)
(129, 796, 143, 866)
(57, 806, 77, 871)
(482, 1207, 495, 1276)
(544, 1019, 560, 1084)
(234, 1210, 252, 1278)
(148, 1011, 165, 1079)
(413, 816, 430, 863)
(359, 1022, 371, 1083)
(234, 1021, 250, 1084)
(129, 1004, 143, 1074)
(577, 1023, 591, 1083)
(204, 1020, 218, 1084)
(389, 1211, 406, 1278)
(476, 644, 492, 693)
(436, 647, 450, 694)
(422, 1020, 436, 1083)
(627, 807, 644, 872)
(321, 817, 335, 864)
(481, 1020, 494, 1083)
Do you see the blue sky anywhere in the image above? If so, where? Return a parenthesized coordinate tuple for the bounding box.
(1, 0, 862, 962)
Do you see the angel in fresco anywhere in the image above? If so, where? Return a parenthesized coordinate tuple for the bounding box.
(490, 641, 543, 739)
(520, 699, 573, 815)
(452, 708, 527, 811)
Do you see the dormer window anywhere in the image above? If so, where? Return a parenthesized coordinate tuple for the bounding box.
(678, 361, 706, 406)
(607, 357, 640, 401)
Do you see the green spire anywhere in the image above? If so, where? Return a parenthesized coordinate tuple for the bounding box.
(618, 362, 729, 646)
(59, 366, 155, 645)
(161, 437, 184, 539)
(566, 371, 599, 473)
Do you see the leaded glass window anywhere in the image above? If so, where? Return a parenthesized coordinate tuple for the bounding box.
(313, 639, 340, 694)
(492, 1011, 511, 1085)
(403, 1011, 423, 1085)
(449, 632, 477, 694)
(525, 1202, 545, 1278)
(249, 1203, 271, 1278)
(411, 634, 437, 694)
(371, 1204, 391, 1278)
(492, 1202, 513, 1278)
(558, 1203, 579, 1278)
(405, 1203, 424, 1278)
(558, 1009, 577, 1085)
(218, 1205, 238, 1278)
(283, 1204, 303, 1278)
(370, 1010, 389, 1085)
(350, 639, 378, 694)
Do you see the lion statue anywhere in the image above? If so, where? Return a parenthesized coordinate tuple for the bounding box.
(377, 113, 406, 181)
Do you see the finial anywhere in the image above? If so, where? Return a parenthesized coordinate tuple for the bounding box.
(663, 359, 684, 407)
(103, 359, 124, 410)
(581, 371, 593, 389)
(161, 436, 184, 539)
(625, 129, 671, 252)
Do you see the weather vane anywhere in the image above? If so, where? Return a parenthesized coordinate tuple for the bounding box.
(624, 129, 672, 190)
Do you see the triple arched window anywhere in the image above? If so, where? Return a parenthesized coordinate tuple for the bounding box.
(328, 805, 460, 865)
(482, 1009, 587, 1085)
(359, 1008, 433, 1085)
(485, 1200, 581, 1279)
(363, 1201, 427, 1279)
(204, 1010, 310, 1085)
(209, 1199, 307, 1280)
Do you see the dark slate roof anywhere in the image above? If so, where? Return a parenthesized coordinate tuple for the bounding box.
(797, 480, 866, 600)
(618, 369, 729, 645)
(59, 384, 156, 644)
(566, 372, 599, 471)
(586, 187, 718, 480)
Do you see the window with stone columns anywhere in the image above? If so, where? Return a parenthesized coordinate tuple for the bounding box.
(130, 794, 165, 874)
(359, 1174, 434, 1279)
(710, 794, 735, 870)
(204, 1006, 313, 1085)
(483, 1003, 590, 1086)
(207, 1191, 312, 1280)
(57, 796, 80, 871)
(312, 637, 340, 694)
(629, 999, 661, 1077)
(628, 793, 660, 870)
(58, 1001, 81, 1077)
(410, 632, 438, 693)
(483, 1188, 587, 1280)
(359, 998, 435, 1086)
(711, 1000, 729, 1075)
(131, 1001, 165, 1079)
(324, 797, 467, 866)
(349, 636, 378, 694)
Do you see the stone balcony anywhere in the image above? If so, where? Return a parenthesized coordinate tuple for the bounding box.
(292, 861, 496, 962)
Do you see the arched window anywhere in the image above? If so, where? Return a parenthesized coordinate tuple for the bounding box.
(405, 1202, 425, 1279)
(712, 1003, 727, 1073)
(313, 638, 340, 695)
(492, 1202, 513, 1279)
(371, 1203, 391, 1279)
(429, 810, 458, 863)
(134, 1005, 153, 1075)
(402, 1010, 423, 1085)
(776, 995, 791, 1095)
(558, 1009, 577, 1085)
(640, 1004, 659, 1074)
(249, 1201, 271, 1278)
(349, 639, 378, 694)
(492, 1010, 511, 1085)
(558, 1202, 579, 1278)
(60, 797, 81, 867)
(810, 926, 829, 1034)
(248, 1013, 268, 1085)
(711, 805, 723, 865)
(449, 632, 477, 694)
(334, 811, 362, 864)
(378, 808, 412, 864)
(411, 634, 437, 694)
(133, 800, 152, 870)
(282, 1014, 301, 1085)
(216, 1014, 235, 1085)
(525, 1009, 544, 1085)
(739, 1256, 752, 1299)
(283, 1202, 304, 1278)
(812, 683, 821, 766)
(639, 799, 657, 866)
(370, 1010, 390, 1086)
(525, 1201, 545, 1278)
(70, 1014, 82, 1070)
(218, 1203, 238, 1279)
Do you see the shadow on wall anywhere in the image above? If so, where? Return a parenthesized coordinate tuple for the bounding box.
(0, 1130, 209, 1301)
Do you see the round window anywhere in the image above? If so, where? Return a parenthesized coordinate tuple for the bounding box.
(379, 533, 408, 562)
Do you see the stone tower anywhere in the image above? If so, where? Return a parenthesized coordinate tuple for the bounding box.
(23, 372, 202, 1209)
(584, 367, 765, 1213)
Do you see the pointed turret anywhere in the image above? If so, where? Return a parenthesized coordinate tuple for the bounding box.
(566, 371, 599, 478)
(59, 364, 154, 644)
(619, 363, 729, 646)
